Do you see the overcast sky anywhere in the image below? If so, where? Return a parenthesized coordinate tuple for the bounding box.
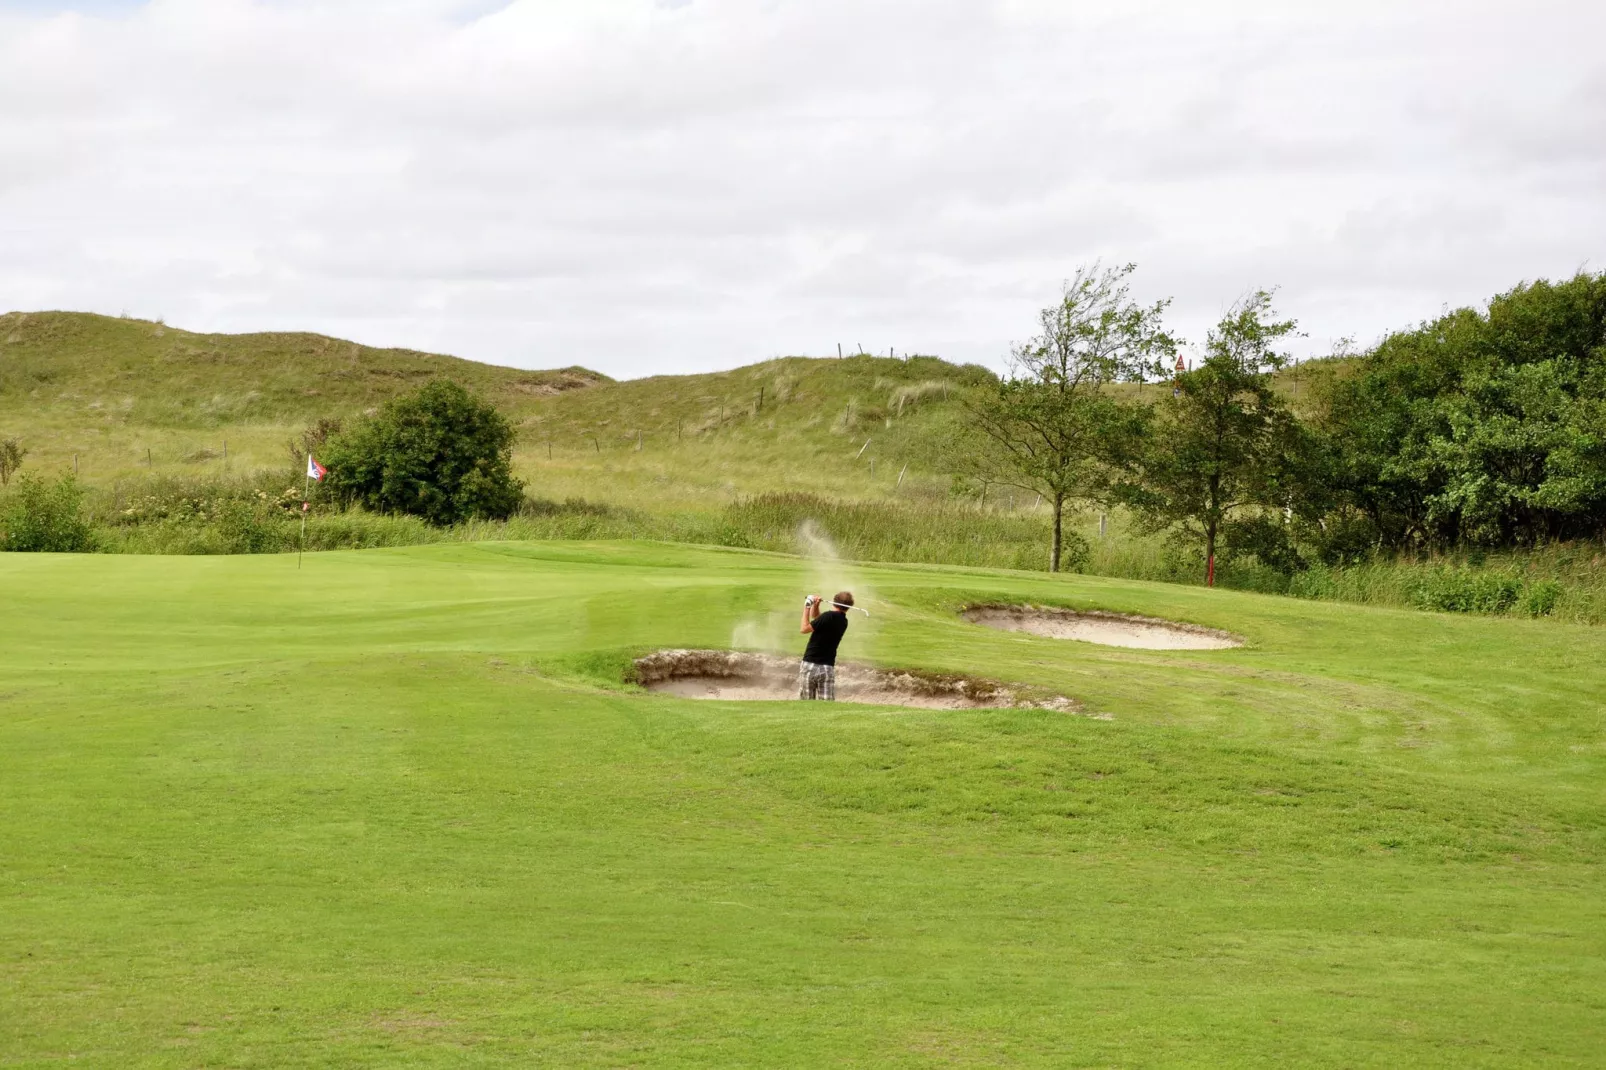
(2, 0, 1602, 378)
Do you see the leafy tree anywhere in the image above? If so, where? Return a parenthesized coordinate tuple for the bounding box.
(323, 379, 524, 525)
(1317, 272, 1606, 547)
(1118, 290, 1302, 585)
(1, 474, 94, 552)
(961, 263, 1176, 571)
(0, 437, 25, 486)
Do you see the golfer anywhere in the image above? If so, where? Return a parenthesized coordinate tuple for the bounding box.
(798, 591, 854, 700)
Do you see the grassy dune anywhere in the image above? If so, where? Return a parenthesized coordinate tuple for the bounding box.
(0, 310, 604, 483)
(3, 542, 1603, 1065)
(0, 311, 983, 506)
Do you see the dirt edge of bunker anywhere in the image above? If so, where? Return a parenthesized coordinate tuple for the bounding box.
(631, 649, 1087, 713)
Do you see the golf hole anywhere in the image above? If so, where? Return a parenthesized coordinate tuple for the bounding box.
(962, 605, 1242, 650)
(633, 649, 1079, 711)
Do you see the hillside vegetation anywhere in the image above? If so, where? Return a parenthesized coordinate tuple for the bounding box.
(0, 311, 996, 506)
(0, 310, 604, 480)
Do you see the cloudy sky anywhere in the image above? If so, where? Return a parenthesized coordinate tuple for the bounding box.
(2, 0, 1602, 378)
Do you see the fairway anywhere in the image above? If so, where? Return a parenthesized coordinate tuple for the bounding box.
(2, 542, 1604, 1066)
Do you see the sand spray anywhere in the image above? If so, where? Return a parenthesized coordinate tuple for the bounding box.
(729, 519, 876, 658)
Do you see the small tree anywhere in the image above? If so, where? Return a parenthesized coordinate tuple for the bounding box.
(0, 474, 94, 552)
(286, 417, 343, 470)
(1119, 290, 1301, 585)
(963, 263, 1176, 570)
(323, 379, 524, 525)
(0, 437, 26, 486)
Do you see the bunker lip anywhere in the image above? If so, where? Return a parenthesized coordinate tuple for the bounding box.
(633, 649, 1080, 711)
(962, 604, 1242, 650)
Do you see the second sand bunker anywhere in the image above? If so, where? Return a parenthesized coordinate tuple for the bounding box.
(634, 649, 1077, 711)
(962, 605, 1241, 650)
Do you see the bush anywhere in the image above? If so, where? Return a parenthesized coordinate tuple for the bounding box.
(1409, 568, 1522, 614)
(324, 379, 524, 525)
(1, 475, 95, 552)
(1519, 579, 1563, 618)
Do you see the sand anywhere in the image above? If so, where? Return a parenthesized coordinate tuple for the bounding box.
(634, 649, 1077, 710)
(962, 606, 1241, 650)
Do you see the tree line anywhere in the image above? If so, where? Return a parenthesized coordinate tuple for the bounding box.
(952, 265, 1606, 581)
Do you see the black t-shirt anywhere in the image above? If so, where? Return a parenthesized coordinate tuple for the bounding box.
(803, 609, 849, 665)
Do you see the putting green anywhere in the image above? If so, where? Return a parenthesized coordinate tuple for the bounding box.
(2, 542, 1603, 1066)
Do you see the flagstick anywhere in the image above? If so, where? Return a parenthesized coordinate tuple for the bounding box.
(299, 456, 311, 570)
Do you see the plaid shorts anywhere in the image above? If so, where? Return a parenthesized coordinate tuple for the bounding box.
(798, 660, 836, 701)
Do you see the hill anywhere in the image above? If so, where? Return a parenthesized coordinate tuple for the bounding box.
(0, 310, 605, 481)
(0, 310, 996, 506)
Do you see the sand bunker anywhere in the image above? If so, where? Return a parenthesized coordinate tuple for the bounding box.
(633, 649, 1077, 711)
(962, 605, 1241, 650)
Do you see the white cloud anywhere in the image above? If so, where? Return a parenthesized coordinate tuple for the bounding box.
(1, 0, 1602, 375)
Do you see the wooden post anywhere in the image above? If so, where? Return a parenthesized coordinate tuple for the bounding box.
(837, 343, 842, 358)
(147, 447, 152, 467)
(1099, 513, 1107, 539)
(73, 453, 78, 475)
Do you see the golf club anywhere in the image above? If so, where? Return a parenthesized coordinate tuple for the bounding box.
(805, 594, 870, 616)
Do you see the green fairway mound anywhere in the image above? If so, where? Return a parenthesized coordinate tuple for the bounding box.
(962, 604, 1242, 650)
(633, 649, 1079, 710)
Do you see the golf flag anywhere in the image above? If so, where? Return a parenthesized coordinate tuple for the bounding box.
(307, 454, 327, 481)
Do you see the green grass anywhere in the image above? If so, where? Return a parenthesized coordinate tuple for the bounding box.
(3, 541, 1604, 1065)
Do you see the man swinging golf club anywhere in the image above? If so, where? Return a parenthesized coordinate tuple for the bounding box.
(798, 591, 855, 700)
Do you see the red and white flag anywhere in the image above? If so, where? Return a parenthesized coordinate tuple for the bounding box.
(307, 454, 327, 481)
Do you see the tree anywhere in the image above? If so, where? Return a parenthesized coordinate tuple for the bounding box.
(0, 437, 25, 486)
(323, 379, 524, 525)
(1316, 272, 1606, 548)
(1119, 290, 1301, 585)
(286, 417, 343, 470)
(963, 263, 1177, 571)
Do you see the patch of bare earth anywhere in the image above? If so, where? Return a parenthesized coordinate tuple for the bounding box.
(962, 605, 1242, 650)
(633, 650, 1079, 711)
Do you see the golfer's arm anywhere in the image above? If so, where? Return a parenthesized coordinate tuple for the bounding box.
(800, 602, 819, 634)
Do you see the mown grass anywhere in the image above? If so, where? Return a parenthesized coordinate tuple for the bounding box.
(2, 542, 1603, 1065)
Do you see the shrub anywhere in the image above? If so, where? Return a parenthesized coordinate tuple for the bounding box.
(0, 437, 25, 486)
(324, 379, 524, 525)
(1518, 579, 1563, 618)
(1409, 568, 1522, 614)
(1, 475, 95, 552)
